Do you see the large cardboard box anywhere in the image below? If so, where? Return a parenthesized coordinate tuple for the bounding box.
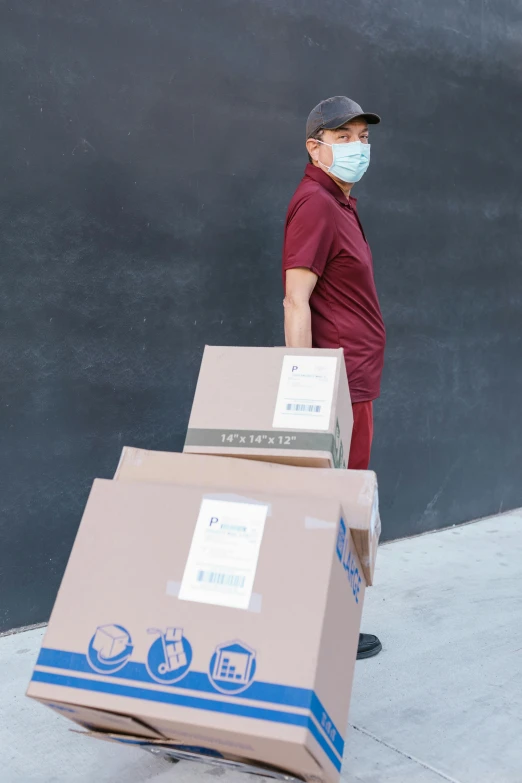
(28, 476, 367, 783)
(115, 448, 381, 586)
(183, 346, 353, 469)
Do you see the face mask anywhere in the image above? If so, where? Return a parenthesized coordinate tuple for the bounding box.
(316, 140, 371, 183)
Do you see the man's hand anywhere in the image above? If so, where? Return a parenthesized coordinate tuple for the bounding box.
(283, 268, 318, 348)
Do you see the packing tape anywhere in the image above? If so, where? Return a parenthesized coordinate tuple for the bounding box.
(304, 517, 337, 530)
(165, 581, 263, 613)
(356, 473, 375, 507)
(201, 493, 272, 516)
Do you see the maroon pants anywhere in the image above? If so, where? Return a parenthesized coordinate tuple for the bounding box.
(348, 401, 374, 470)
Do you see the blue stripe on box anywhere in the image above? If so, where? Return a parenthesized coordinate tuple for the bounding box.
(31, 670, 342, 771)
(36, 648, 344, 758)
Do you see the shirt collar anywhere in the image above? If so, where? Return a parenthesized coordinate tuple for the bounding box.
(304, 163, 356, 207)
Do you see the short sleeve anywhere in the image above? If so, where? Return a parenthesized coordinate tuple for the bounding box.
(283, 194, 338, 278)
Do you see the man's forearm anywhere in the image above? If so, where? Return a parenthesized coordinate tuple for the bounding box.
(284, 302, 312, 348)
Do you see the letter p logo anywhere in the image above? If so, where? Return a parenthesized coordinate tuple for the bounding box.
(292, 365, 298, 373)
(209, 517, 219, 527)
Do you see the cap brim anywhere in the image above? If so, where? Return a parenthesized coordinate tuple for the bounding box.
(322, 111, 381, 129)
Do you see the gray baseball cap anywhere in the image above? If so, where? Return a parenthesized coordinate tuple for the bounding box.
(306, 96, 381, 138)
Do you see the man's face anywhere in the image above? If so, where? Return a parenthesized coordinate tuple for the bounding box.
(307, 119, 369, 171)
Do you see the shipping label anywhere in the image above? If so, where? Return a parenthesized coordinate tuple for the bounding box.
(272, 355, 337, 431)
(179, 499, 268, 610)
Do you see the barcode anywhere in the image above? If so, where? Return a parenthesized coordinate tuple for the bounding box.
(197, 570, 245, 588)
(286, 403, 322, 413)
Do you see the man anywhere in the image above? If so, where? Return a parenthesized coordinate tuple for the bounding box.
(282, 96, 386, 660)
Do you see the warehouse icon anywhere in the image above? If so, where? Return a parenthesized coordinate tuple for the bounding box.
(209, 641, 256, 694)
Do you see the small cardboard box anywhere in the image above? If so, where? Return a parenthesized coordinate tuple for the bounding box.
(183, 346, 353, 469)
(115, 448, 380, 586)
(28, 477, 366, 783)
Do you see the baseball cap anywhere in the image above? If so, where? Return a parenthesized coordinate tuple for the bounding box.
(306, 96, 381, 138)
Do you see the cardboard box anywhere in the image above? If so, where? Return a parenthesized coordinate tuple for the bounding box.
(183, 346, 353, 469)
(27, 477, 366, 783)
(115, 448, 380, 586)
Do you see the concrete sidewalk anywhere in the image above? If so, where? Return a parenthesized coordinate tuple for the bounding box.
(1, 510, 521, 783)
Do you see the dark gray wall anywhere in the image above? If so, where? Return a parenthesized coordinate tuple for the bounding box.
(1, 0, 521, 633)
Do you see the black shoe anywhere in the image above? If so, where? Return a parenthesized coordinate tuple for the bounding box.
(357, 633, 382, 660)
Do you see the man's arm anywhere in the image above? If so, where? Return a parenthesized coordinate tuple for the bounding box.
(283, 267, 318, 347)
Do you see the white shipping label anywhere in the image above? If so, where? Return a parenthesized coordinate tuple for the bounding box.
(178, 499, 268, 610)
(272, 355, 337, 431)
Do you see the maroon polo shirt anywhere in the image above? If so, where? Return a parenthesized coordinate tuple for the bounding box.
(283, 164, 386, 403)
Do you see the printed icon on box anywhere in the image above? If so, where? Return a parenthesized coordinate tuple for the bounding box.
(336, 518, 347, 563)
(87, 624, 134, 674)
(336, 518, 361, 603)
(209, 640, 256, 694)
(145, 627, 192, 684)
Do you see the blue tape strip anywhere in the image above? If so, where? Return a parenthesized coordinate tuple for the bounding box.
(37, 649, 308, 705)
(36, 648, 344, 758)
(32, 670, 342, 772)
(310, 693, 343, 756)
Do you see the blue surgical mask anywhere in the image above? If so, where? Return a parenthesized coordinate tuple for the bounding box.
(317, 140, 371, 183)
